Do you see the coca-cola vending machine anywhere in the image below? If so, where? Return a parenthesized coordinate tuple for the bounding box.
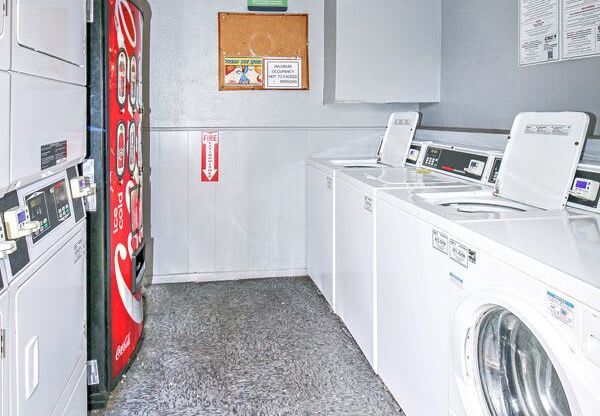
(86, 0, 150, 408)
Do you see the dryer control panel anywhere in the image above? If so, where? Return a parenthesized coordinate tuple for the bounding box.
(421, 145, 490, 182)
(568, 164, 600, 213)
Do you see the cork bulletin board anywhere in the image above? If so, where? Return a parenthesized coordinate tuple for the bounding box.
(218, 12, 309, 90)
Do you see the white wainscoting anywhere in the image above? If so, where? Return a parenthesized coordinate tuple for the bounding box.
(148, 127, 383, 283)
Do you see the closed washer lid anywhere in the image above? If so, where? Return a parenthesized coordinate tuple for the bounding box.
(497, 112, 589, 210)
(378, 112, 421, 167)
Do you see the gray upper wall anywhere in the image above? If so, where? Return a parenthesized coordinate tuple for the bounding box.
(420, 1, 600, 136)
(146, 0, 416, 129)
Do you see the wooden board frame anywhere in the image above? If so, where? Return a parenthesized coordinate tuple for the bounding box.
(218, 12, 309, 91)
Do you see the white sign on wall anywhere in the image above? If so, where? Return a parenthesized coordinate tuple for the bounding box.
(519, 0, 560, 65)
(264, 58, 302, 89)
(562, 0, 600, 60)
(519, 0, 600, 66)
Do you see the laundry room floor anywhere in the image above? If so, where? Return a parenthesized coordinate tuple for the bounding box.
(90, 277, 403, 416)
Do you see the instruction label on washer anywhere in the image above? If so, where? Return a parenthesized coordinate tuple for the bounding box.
(449, 239, 469, 268)
(547, 290, 575, 328)
(525, 124, 572, 135)
(432, 230, 449, 254)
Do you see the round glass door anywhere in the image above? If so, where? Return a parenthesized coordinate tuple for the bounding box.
(477, 308, 571, 416)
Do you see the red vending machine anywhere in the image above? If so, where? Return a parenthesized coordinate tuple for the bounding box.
(87, 0, 150, 408)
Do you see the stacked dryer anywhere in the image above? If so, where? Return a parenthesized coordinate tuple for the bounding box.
(0, 2, 89, 415)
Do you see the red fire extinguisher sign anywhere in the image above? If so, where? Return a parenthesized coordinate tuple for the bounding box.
(201, 131, 219, 182)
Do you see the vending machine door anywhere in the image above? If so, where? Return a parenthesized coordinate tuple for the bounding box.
(10, 73, 86, 190)
(0, 0, 9, 70)
(0, 71, 8, 197)
(11, 0, 86, 85)
(12, 225, 86, 416)
(107, 0, 145, 382)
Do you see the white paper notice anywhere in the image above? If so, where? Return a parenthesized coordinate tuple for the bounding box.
(562, 0, 600, 59)
(264, 58, 302, 89)
(519, 0, 560, 65)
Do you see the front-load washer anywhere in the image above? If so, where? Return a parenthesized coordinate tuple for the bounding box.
(374, 111, 591, 416)
(448, 215, 600, 416)
(306, 111, 422, 306)
(0, 169, 87, 416)
(334, 144, 499, 370)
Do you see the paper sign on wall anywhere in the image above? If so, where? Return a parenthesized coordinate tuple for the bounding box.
(519, 0, 560, 66)
(264, 58, 302, 89)
(201, 132, 219, 182)
(224, 57, 263, 87)
(519, 0, 600, 66)
(562, 0, 600, 60)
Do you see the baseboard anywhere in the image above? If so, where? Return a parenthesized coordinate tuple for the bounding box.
(150, 269, 308, 284)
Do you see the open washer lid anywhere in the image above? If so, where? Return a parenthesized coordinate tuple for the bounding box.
(496, 112, 589, 210)
(378, 112, 421, 167)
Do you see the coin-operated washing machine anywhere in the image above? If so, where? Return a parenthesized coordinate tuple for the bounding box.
(306, 140, 430, 309)
(373, 111, 590, 416)
(448, 215, 600, 416)
(334, 144, 502, 370)
(306, 112, 422, 308)
(0, 168, 88, 416)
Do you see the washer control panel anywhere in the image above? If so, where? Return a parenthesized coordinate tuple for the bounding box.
(421, 146, 490, 182)
(568, 165, 600, 212)
(487, 157, 503, 184)
(26, 179, 73, 244)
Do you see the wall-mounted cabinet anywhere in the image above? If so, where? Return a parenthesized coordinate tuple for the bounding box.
(324, 0, 441, 104)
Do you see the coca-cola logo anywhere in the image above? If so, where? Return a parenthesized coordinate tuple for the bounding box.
(115, 332, 131, 361)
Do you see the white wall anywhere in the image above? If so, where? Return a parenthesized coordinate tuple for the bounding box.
(146, 0, 417, 282)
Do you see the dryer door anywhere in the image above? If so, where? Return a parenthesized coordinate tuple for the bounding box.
(477, 307, 572, 416)
(11, 0, 86, 85)
(13, 228, 85, 416)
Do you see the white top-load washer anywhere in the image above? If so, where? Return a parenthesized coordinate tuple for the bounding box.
(448, 214, 600, 416)
(334, 144, 503, 370)
(374, 112, 590, 416)
(306, 112, 422, 306)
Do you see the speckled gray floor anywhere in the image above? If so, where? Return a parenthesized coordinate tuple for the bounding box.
(91, 277, 404, 416)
